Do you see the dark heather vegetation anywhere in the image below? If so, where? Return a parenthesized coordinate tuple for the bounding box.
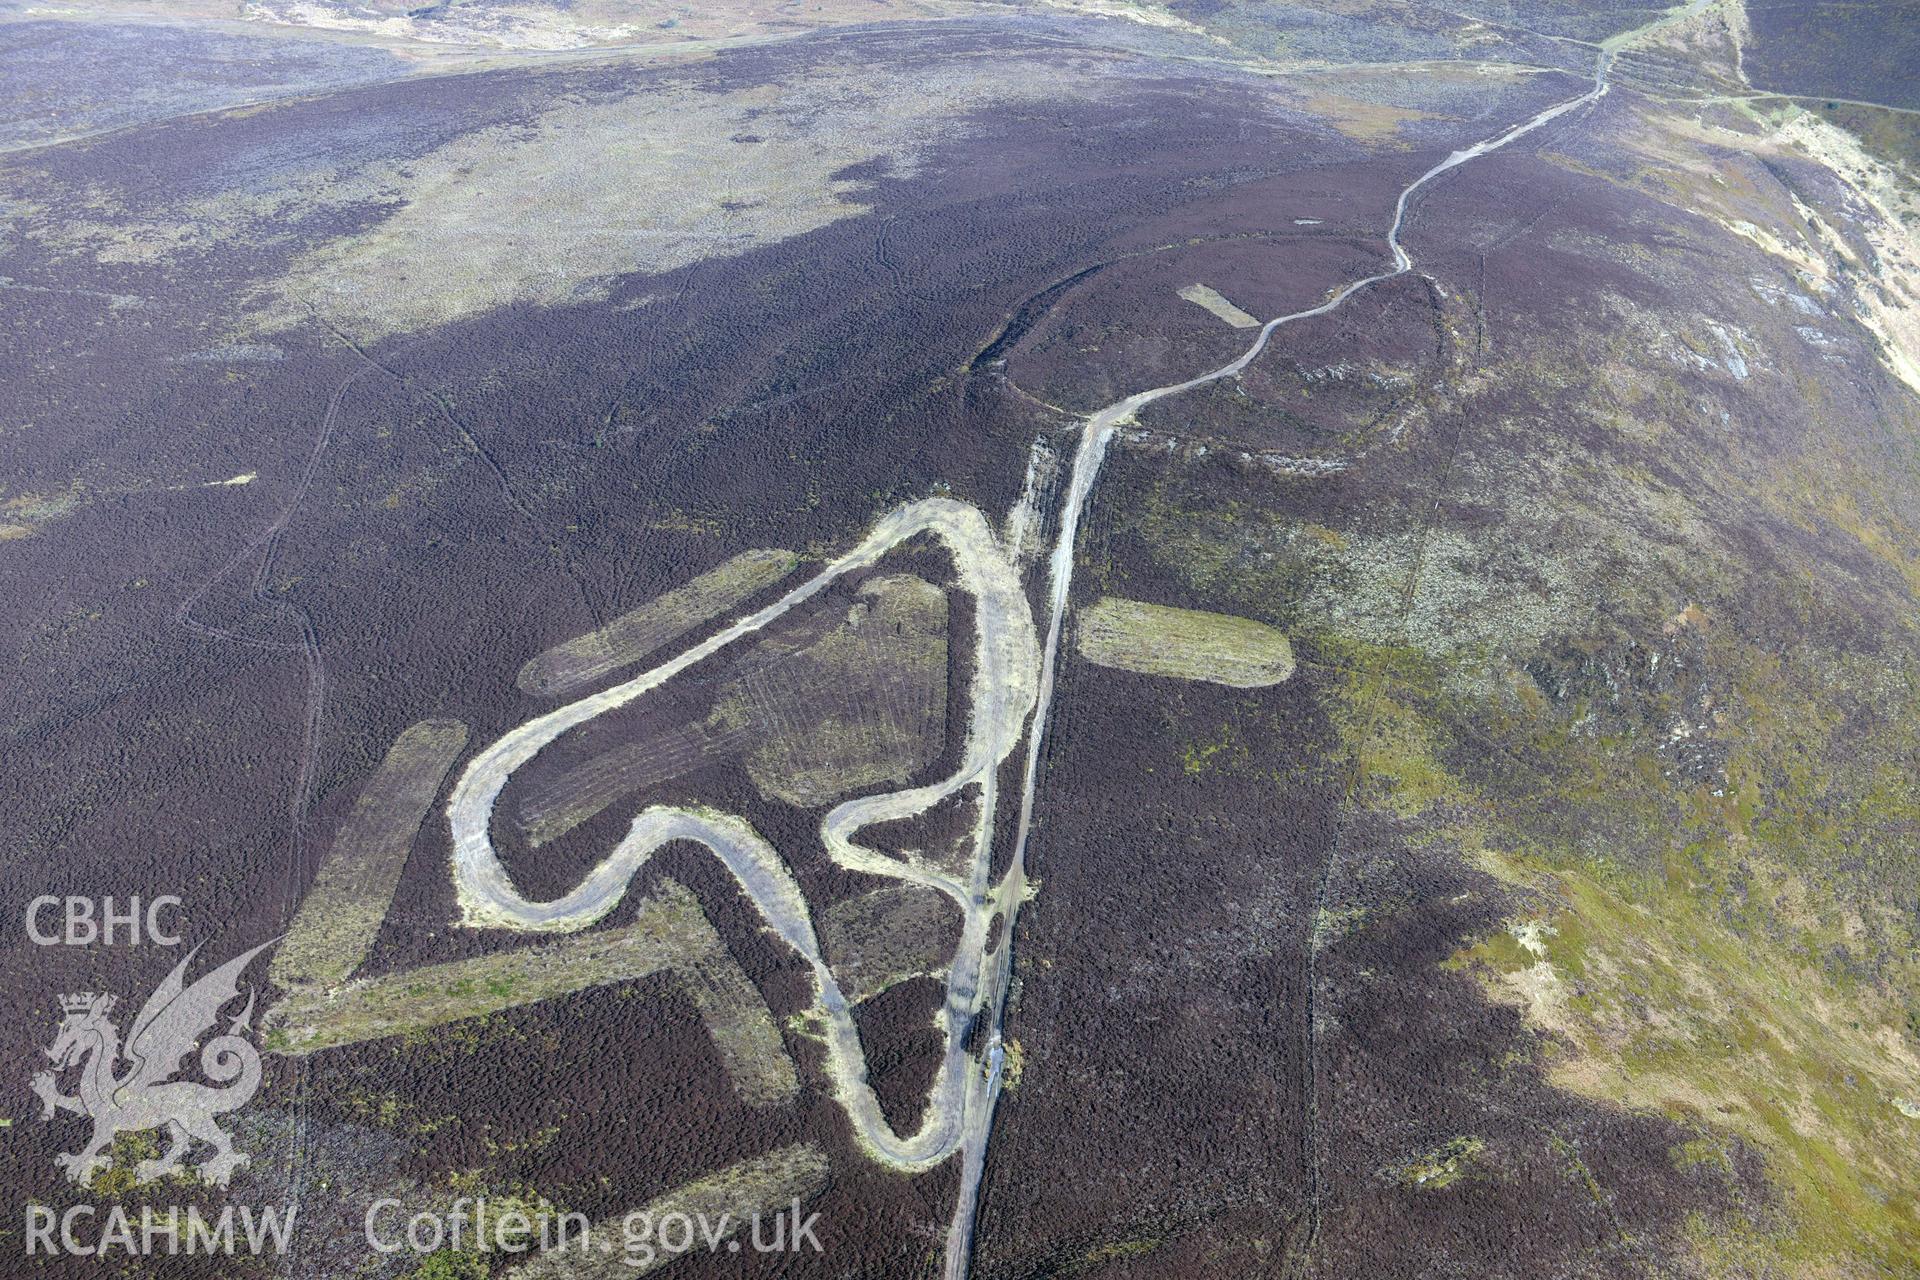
(4, 2, 1919, 1277)
(1744, 0, 1920, 109)
(0, 24, 1376, 1276)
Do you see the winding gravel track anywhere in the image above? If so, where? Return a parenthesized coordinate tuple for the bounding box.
(446, 499, 1037, 1168)
(439, 0, 1711, 1267)
(940, 4, 1715, 1276)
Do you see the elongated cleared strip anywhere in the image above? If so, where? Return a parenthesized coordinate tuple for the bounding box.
(268, 881, 706, 1054)
(1076, 596, 1294, 687)
(448, 499, 1037, 1168)
(678, 929, 803, 1108)
(945, 6, 1723, 1276)
(517, 548, 799, 698)
(270, 718, 469, 992)
(517, 721, 738, 847)
(268, 880, 800, 1107)
(1178, 283, 1260, 328)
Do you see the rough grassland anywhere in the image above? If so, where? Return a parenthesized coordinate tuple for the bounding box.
(15, 51, 1143, 340)
(1107, 77, 1920, 1256)
(1076, 595, 1295, 687)
(1318, 632, 1920, 1273)
(517, 548, 796, 697)
(1454, 850, 1920, 1273)
(820, 883, 960, 1003)
(721, 573, 949, 807)
(269, 717, 469, 991)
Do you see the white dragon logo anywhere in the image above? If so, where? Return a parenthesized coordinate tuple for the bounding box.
(30, 940, 273, 1188)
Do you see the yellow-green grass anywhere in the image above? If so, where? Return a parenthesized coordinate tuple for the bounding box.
(1454, 851, 1920, 1274)
(1313, 625, 1920, 1273)
(268, 881, 799, 1106)
(271, 718, 469, 991)
(517, 549, 796, 697)
(1076, 596, 1294, 688)
(722, 572, 948, 806)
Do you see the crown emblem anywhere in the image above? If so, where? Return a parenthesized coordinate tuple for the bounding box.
(34, 939, 272, 1190)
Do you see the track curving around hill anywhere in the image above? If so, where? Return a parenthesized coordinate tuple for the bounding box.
(439, 0, 1714, 1269)
(942, 3, 1717, 1276)
(446, 499, 1038, 1168)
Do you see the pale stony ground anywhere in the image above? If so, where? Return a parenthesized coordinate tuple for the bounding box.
(269, 875, 802, 1105)
(1177, 283, 1261, 328)
(444, 498, 1038, 1173)
(13, 0, 1920, 1273)
(10, 44, 1144, 340)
